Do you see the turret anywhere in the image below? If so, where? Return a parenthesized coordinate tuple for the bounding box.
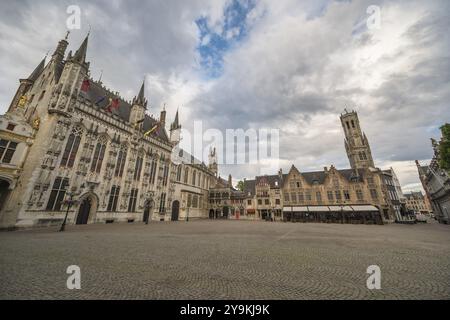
(170, 109, 181, 144)
(130, 79, 147, 128)
(8, 56, 46, 113)
(208, 147, 218, 177)
(51, 33, 90, 112)
(340, 109, 375, 170)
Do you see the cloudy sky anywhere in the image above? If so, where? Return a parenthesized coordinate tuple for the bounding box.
(0, 0, 449, 192)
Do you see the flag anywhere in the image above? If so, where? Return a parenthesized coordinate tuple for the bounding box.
(144, 123, 160, 137)
(81, 79, 90, 92)
(106, 98, 120, 113)
(95, 96, 107, 106)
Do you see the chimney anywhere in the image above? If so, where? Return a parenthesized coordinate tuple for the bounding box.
(160, 109, 166, 125)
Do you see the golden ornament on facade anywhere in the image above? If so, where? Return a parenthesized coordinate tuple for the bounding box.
(32, 117, 41, 130)
(18, 95, 28, 108)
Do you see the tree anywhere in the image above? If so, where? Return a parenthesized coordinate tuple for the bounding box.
(236, 180, 245, 192)
(439, 123, 450, 172)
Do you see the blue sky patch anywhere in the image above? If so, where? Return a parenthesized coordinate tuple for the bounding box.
(196, 0, 258, 78)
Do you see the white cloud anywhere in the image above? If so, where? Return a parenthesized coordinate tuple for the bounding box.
(1, 0, 448, 191)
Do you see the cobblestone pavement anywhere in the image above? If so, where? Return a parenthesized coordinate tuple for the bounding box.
(0, 220, 449, 300)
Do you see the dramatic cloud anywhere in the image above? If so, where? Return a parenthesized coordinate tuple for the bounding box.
(0, 0, 448, 191)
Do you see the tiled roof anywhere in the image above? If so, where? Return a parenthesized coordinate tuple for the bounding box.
(242, 168, 366, 197)
(80, 80, 169, 142)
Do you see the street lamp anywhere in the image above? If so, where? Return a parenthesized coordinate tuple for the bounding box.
(59, 192, 78, 232)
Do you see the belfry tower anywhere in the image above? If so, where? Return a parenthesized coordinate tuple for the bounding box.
(340, 109, 375, 170)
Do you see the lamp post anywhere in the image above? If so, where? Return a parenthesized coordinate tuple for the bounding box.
(340, 204, 345, 224)
(59, 192, 77, 232)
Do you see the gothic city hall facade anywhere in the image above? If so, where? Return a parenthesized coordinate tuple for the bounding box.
(0, 34, 397, 229)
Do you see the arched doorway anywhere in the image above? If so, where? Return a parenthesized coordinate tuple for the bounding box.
(209, 209, 215, 219)
(223, 206, 229, 219)
(76, 194, 98, 225)
(143, 199, 154, 224)
(0, 179, 11, 212)
(76, 198, 91, 225)
(171, 200, 180, 221)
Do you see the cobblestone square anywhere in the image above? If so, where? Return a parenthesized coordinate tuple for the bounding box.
(0, 220, 449, 300)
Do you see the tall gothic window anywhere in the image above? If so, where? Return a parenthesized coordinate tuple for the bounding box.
(46, 177, 69, 211)
(184, 167, 189, 184)
(128, 189, 138, 212)
(176, 165, 182, 182)
(159, 192, 167, 213)
(134, 155, 143, 181)
(149, 157, 157, 185)
(192, 170, 196, 186)
(162, 164, 169, 186)
(107, 186, 120, 212)
(90, 138, 107, 173)
(0, 139, 18, 164)
(115, 148, 127, 177)
(60, 127, 82, 168)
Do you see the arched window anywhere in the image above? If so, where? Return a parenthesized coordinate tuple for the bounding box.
(90, 137, 107, 173)
(134, 153, 144, 181)
(184, 167, 189, 184)
(176, 165, 182, 182)
(149, 157, 157, 184)
(192, 170, 196, 186)
(115, 146, 128, 177)
(61, 126, 82, 168)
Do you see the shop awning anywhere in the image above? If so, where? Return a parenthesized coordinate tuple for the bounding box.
(283, 207, 292, 212)
(351, 205, 379, 212)
(327, 206, 353, 212)
(246, 209, 256, 213)
(307, 206, 330, 212)
(292, 206, 309, 212)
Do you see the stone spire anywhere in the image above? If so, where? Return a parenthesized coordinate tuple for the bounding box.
(72, 33, 89, 65)
(169, 108, 181, 145)
(130, 79, 147, 125)
(132, 79, 147, 108)
(27, 57, 46, 82)
(171, 109, 180, 130)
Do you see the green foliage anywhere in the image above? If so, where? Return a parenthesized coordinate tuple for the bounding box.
(439, 123, 450, 172)
(236, 180, 245, 192)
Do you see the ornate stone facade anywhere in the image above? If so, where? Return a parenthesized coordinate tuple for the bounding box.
(0, 34, 179, 228)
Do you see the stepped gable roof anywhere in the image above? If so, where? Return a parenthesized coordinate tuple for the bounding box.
(80, 79, 169, 142)
(255, 174, 284, 188)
